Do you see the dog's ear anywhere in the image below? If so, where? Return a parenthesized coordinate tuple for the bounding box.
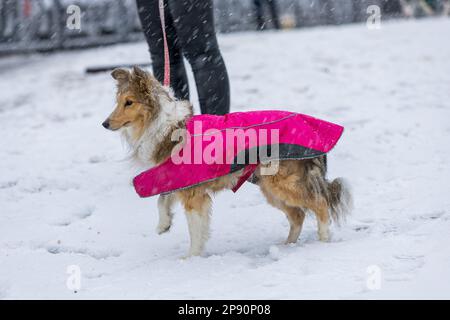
(132, 66, 148, 80)
(111, 68, 130, 83)
(131, 66, 153, 96)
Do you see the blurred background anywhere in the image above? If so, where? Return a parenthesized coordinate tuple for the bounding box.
(1, 0, 448, 54)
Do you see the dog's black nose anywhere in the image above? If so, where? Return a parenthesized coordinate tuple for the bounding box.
(102, 120, 110, 129)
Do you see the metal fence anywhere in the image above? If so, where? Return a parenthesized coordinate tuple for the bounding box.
(0, 0, 397, 54)
(0, 0, 143, 53)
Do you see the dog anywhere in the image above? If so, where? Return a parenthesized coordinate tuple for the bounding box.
(102, 66, 351, 257)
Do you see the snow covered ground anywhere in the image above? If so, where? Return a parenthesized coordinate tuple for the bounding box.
(1, 18, 450, 299)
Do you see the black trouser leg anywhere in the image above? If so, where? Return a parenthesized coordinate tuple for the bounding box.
(135, 0, 189, 100)
(168, 0, 230, 115)
(267, 0, 281, 29)
(254, 0, 265, 30)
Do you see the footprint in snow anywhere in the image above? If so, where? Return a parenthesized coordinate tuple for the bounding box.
(384, 254, 426, 282)
(74, 205, 95, 220)
(19, 177, 79, 194)
(88, 155, 107, 164)
(352, 225, 371, 232)
(83, 272, 108, 279)
(44, 244, 121, 260)
(0, 180, 18, 189)
(52, 218, 73, 227)
(51, 205, 95, 227)
(410, 211, 445, 221)
(245, 88, 259, 94)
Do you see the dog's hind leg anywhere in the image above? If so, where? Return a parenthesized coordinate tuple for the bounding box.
(178, 189, 212, 257)
(284, 206, 306, 244)
(308, 198, 330, 242)
(156, 193, 176, 234)
(260, 186, 306, 244)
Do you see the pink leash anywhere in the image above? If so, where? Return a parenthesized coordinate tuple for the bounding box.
(159, 0, 171, 87)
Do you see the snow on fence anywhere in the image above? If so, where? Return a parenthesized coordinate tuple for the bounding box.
(0, 0, 387, 54)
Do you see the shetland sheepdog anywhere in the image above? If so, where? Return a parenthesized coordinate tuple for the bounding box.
(102, 66, 351, 257)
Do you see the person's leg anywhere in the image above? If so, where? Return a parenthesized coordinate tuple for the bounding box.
(135, 0, 189, 100)
(253, 0, 265, 30)
(267, 0, 281, 29)
(168, 0, 230, 115)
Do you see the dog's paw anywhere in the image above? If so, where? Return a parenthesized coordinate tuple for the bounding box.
(318, 232, 330, 242)
(180, 253, 203, 260)
(156, 223, 171, 235)
(180, 249, 203, 259)
(180, 253, 196, 260)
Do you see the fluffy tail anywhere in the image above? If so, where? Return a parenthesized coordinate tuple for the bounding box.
(305, 157, 352, 225)
(326, 178, 352, 225)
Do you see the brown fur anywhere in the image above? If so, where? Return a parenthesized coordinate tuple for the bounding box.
(107, 68, 161, 136)
(103, 66, 351, 257)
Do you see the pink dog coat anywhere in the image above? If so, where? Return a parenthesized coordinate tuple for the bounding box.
(133, 110, 344, 198)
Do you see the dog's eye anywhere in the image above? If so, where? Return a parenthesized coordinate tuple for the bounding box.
(124, 100, 133, 107)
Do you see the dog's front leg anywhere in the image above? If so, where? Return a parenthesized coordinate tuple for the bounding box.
(179, 192, 211, 257)
(156, 194, 176, 234)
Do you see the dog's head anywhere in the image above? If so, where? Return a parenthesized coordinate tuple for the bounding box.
(102, 66, 164, 134)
